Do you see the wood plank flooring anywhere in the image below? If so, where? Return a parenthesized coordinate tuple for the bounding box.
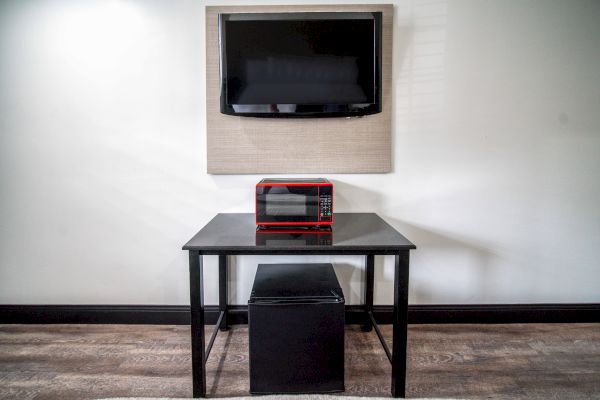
(0, 323, 599, 399)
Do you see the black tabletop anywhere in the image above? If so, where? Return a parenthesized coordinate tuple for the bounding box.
(182, 213, 416, 254)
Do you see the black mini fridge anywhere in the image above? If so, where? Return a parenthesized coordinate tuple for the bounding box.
(248, 263, 345, 394)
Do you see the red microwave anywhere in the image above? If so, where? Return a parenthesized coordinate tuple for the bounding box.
(256, 178, 333, 227)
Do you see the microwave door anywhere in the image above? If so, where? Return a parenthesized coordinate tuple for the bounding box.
(266, 193, 307, 217)
(257, 186, 319, 224)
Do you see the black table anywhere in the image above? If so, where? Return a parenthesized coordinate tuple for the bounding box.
(182, 213, 416, 398)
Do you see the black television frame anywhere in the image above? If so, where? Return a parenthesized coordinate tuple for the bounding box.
(218, 12, 382, 118)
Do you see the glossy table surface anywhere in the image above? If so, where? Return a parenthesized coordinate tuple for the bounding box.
(182, 213, 416, 254)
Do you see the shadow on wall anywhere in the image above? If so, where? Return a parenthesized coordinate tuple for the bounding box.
(332, 262, 364, 306)
(334, 180, 495, 305)
(384, 216, 495, 304)
(390, 4, 412, 173)
(393, 0, 449, 171)
(332, 180, 384, 212)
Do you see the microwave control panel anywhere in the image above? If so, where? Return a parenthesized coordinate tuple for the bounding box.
(319, 186, 333, 222)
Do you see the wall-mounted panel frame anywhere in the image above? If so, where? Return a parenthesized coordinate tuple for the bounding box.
(206, 4, 393, 174)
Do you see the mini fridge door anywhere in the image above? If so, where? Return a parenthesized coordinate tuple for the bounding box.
(248, 263, 345, 394)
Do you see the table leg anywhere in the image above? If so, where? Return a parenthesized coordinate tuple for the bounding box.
(362, 254, 375, 331)
(218, 255, 229, 331)
(391, 251, 410, 398)
(189, 251, 206, 398)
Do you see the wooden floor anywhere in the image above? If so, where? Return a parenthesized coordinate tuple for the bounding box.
(0, 323, 599, 399)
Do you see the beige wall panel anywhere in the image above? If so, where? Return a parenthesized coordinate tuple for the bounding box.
(206, 4, 392, 174)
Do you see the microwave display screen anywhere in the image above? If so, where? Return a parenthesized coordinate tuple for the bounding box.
(266, 193, 307, 216)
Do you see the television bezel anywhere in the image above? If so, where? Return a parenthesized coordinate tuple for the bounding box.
(218, 12, 382, 118)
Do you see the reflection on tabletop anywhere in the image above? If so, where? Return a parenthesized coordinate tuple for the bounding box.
(255, 227, 333, 247)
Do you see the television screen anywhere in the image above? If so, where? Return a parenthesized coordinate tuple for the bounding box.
(219, 12, 382, 117)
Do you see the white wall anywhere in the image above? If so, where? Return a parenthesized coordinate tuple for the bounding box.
(1, 0, 599, 306)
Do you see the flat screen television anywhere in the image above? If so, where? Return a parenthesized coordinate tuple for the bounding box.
(218, 12, 382, 118)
